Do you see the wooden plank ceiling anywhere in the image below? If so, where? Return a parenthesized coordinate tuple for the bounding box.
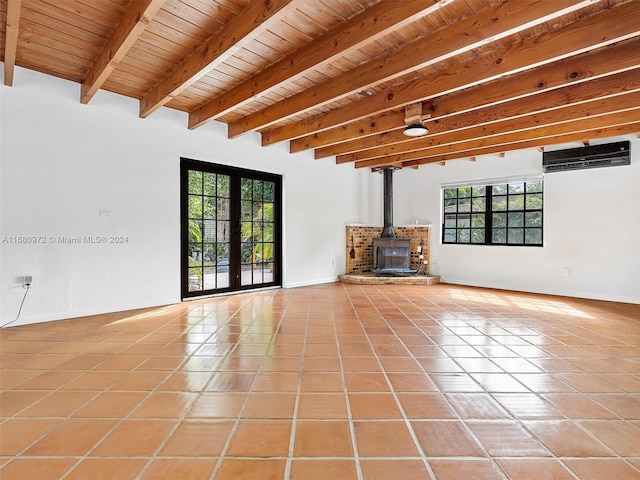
(2, 0, 640, 169)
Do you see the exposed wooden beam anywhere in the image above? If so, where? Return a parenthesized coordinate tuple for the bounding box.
(284, 110, 408, 151)
(264, 1, 640, 144)
(80, 0, 165, 104)
(3, 0, 23, 87)
(298, 32, 640, 153)
(425, 40, 640, 122)
(347, 92, 640, 166)
(319, 66, 640, 159)
(401, 123, 640, 168)
(139, 0, 301, 118)
(283, 38, 640, 150)
(340, 90, 640, 164)
(404, 122, 640, 167)
(228, 0, 596, 137)
(187, 0, 451, 129)
(310, 39, 640, 158)
(354, 108, 640, 168)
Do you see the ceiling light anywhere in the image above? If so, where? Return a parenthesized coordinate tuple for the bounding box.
(403, 123, 428, 137)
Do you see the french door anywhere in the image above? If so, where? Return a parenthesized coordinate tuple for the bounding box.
(181, 158, 282, 298)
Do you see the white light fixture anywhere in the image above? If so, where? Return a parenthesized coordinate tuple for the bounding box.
(403, 103, 430, 137)
(403, 123, 428, 137)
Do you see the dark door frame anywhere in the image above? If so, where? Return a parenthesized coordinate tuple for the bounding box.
(180, 157, 283, 299)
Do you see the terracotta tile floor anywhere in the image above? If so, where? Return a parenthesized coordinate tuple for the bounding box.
(1, 283, 640, 480)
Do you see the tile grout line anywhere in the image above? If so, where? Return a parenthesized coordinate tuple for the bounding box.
(58, 292, 254, 480)
(205, 289, 291, 480)
(127, 295, 252, 480)
(330, 285, 364, 480)
(395, 288, 579, 477)
(283, 289, 311, 480)
(369, 284, 521, 479)
(392, 285, 515, 478)
(344, 284, 439, 480)
(55, 300, 233, 480)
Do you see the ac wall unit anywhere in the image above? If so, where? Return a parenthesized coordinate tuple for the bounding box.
(542, 141, 630, 173)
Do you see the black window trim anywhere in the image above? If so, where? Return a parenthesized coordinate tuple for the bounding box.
(441, 176, 544, 247)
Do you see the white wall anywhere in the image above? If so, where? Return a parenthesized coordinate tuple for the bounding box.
(393, 139, 640, 304)
(0, 66, 370, 326)
(3, 67, 636, 328)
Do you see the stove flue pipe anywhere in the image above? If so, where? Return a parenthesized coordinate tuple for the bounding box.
(380, 166, 397, 238)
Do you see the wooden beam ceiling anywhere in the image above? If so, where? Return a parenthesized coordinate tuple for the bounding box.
(188, 0, 451, 130)
(4, 0, 640, 170)
(80, 0, 165, 104)
(402, 122, 640, 168)
(292, 39, 640, 154)
(325, 67, 640, 160)
(228, 0, 599, 138)
(139, 0, 304, 118)
(263, 0, 640, 146)
(351, 100, 640, 168)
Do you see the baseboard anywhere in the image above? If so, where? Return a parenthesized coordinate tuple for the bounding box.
(284, 277, 338, 289)
(1, 297, 181, 328)
(441, 278, 640, 305)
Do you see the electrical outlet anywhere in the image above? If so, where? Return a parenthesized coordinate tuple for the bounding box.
(561, 267, 571, 277)
(22, 275, 33, 288)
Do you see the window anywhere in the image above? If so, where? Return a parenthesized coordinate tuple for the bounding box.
(443, 179, 543, 246)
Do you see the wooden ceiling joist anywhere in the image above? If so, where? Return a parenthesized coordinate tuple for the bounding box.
(187, 0, 451, 130)
(283, 109, 408, 152)
(401, 123, 640, 168)
(307, 39, 640, 157)
(354, 109, 640, 168)
(262, 1, 640, 146)
(320, 66, 640, 160)
(80, 0, 166, 104)
(349, 94, 640, 167)
(3, 0, 23, 87)
(138, 0, 303, 118)
(228, 0, 597, 138)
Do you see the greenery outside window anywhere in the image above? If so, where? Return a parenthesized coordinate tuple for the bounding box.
(443, 178, 543, 246)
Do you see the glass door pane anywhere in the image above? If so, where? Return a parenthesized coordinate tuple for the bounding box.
(186, 171, 231, 293)
(182, 159, 281, 298)
(240, 178, 275, 287)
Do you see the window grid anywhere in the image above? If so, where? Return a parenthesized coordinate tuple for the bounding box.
(443, 181, 543, 246)
(186, 170, 231, 292)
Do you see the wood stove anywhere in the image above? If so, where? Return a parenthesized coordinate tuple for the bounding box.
(372, 167, 415, 276)
(373, 238, 411, 271)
